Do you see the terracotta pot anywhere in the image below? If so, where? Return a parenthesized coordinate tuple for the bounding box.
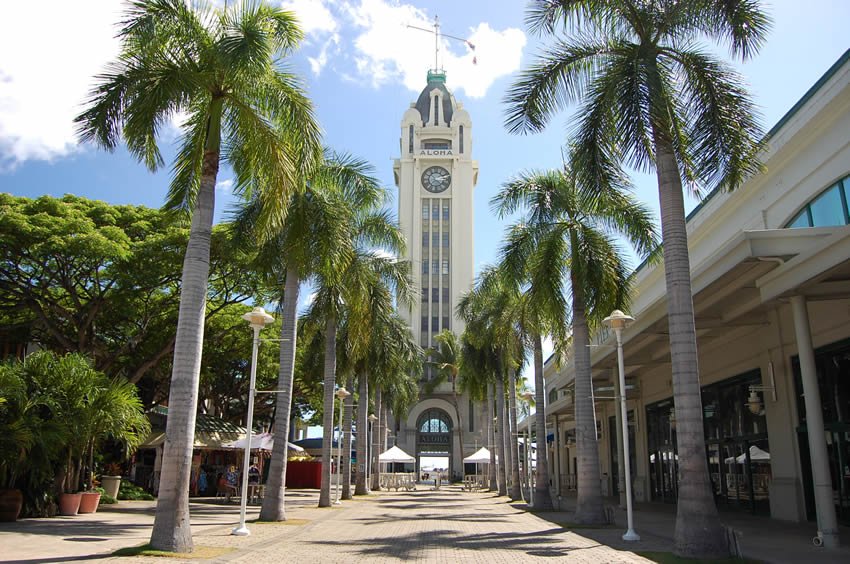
(78, 492, 101, 514)
(100, 475, 121, 499)
(0, 489, 23, 522)
(58, 493, 82, 516)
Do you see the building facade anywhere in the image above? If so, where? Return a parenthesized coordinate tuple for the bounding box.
(539, 49, 850, 536)
(391, 70, 482, 478)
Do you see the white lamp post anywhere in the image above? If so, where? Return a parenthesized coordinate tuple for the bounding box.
(232, 306, 274, 537)
(603, 309, 640, 542)
(368, 413, 378, 492)
(334, 387, 351, 504)
(520, 391, 535, 505)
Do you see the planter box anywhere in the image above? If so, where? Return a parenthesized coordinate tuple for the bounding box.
(58, 493, 82, 516)
(0, 489, 23, 522)
(100, 476, 121, 499)
(78, 492, 101, 513)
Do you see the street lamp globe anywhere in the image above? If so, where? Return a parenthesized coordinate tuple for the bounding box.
(603, 309, 634, 331)
(242, 306, 275, 329)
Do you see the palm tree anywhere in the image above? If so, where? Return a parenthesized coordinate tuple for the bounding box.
(307, 233, 411, 507)
(494, 162, 656, 524)
(237, 152, 383, 521)
(75, 0, 321, 551)
(504, 1, 768, 555)
(354, 312, 422, 495)
(425, 330, 465, 463)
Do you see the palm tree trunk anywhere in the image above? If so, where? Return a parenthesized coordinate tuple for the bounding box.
(495, 376, 508, 496)
(451, 376, 465, 478)
(318, 315, 337, 508)
(487, 384, 497, 491)
(151, 118, 220, 551)
(355, 372, 369, 495)
(508, 369, 522, 500)
(653, 132, 725, 557)
(341, 374, 354, 500)
(532, 333, 553, 510)
(571, 276, 606, 524)
(372, 386, 382, 490)
(259, 267, 299, 521)
(502, 382, 514, 495)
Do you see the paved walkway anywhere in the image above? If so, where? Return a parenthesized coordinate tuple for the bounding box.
(0, 488, 649, 563)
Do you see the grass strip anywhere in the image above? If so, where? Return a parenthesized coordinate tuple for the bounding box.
(112, 544, 234, 559)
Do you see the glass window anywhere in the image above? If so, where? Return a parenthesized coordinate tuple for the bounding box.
(418, 409, 451, 433)
(843, 179, 850, 217)
(442, 259, 449, 275)
(422, 204, 429, 220)
(432, 287, 439, 302)
(443, 202, 450, 220)
(423, 140, 451, 150)
(787, 211, 810, 229)
(421, 316, 428, 332)
(442, 316, 450, 330)
(432, 317, 439, 332)
(409, 125, 414, 153)
(422, 261, 429, 274)
(421, 333, 429, 347)
(459, 125, 464, 154)
(433, 259, 439, 274)
(442, 232, 449, 247)
(432, 232, 439, 247)
(809, 184, 844, 226)
(434, 95, 439, 125)
(422, 232, 429, 247)
(421, 288, 428, 303)
(432, 206, 439, 220)
(442, 288, 449, 302)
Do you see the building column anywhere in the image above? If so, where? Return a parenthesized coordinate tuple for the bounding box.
(790, 295, 839, 547)
(553, 415, 561, 497)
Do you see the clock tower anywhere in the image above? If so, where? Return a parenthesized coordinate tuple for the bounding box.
(393, 70, 480, 478)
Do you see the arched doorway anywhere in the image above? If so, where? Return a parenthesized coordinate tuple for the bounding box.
(417, 408, 452, 480)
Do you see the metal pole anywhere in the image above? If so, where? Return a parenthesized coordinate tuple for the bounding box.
(526, 427, 533, 506)
(232, 325, 261, 536)
(615, 327, 639, 541)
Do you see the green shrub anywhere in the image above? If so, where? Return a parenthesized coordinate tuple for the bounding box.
(94, 487, 117, 504)
(118, 481, 155, 500)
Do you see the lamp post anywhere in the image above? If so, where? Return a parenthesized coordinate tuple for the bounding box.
(334, 387, 351, 504)
(603, 309, 639, 542)
(368, 413, 378, 493)
(232, 306, 274, 537)
(520, 391, 535, 505)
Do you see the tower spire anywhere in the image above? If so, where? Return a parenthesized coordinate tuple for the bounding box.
(406, 15, 476, 78)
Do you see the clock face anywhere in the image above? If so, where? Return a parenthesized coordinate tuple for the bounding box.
(421, 166, 451, 193)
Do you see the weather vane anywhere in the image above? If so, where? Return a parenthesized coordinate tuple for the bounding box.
(407, 16, 477, 71)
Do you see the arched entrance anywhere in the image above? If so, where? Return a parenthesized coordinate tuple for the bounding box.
(417, 408, 452, 480)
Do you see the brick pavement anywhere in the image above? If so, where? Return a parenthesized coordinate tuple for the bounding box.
(2, 488, 652, 563)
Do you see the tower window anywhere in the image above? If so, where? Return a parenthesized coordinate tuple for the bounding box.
(432, 232, 439, 247)
(432, 206, 439, 220)
(432, 316, 439, 331)
(459, 125, 464, 153)
(443, 202, 450, 220)
(442, 287, 449, 302)
(422, 261, 429, 274)
(422, 232, 429, 247)
(409, 125, 414, 153)
(442, 316, 450, 330)
(424, 140, 451, 150)
(421, 288, 428, 303)
(422, 203, 429, 220)
(442, 232, 449, 247)
(432, 287, 439, 302)
(434, 95, 440, 125)
(433, 259, 439, 274)
(421, 316, 428, 332)
(442, 259, 449, 275)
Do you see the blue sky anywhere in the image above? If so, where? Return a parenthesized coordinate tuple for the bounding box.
(2, 0, 849, 321)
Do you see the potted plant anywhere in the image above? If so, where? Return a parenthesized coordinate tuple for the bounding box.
(100, 463, 122, 499)
(78, 488, 101, 513)
(0, 354, 69, 521)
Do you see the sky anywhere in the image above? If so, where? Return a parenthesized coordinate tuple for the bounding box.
(2, 0, 849, 387)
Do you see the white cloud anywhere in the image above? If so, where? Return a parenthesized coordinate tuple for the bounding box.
(215, 178, 235, 192)
(0, 0, 123, 169)
(341, 0, 526, 98)
(281, 0, 339, 36)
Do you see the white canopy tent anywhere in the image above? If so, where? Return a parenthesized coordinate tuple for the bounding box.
(462, 447, 493, 490)
(222, 432, 305, 452)
(463, 447, 492, 464)
(724, 445, 771, 464)
(377, 446, 416, 492)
